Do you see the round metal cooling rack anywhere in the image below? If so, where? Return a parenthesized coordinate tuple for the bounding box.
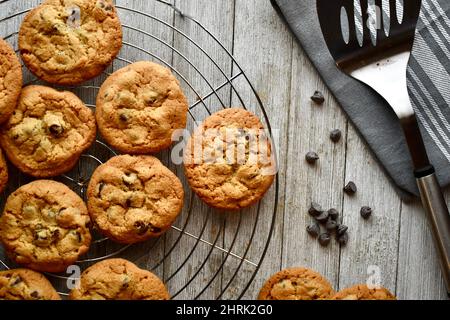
(0, 0, 279, 299)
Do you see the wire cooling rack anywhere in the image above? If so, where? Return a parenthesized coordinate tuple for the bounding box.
(0, 0, 279, 299)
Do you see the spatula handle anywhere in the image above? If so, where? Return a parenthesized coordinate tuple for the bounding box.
(416, 168, 450, 296)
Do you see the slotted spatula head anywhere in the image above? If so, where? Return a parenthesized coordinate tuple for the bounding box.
(317, 0, 422, 118)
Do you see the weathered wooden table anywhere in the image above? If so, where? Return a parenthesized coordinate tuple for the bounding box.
(0, 0, 447, 300)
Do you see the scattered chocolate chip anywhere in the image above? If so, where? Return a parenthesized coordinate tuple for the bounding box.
(121, 282, 129, 290)
(12, 134, 19, 140)
(49, 124, 64, 137)
(343, 181, 357, 195)
(305, 151, 319, 164)
(30, 291, 39, 299)
(330, 129, 342, 143)
(337, 224, 348, 236)
(308, 201, 323, 217)
(328, 208, 339, 220)
(360, 206, 372, 219)
(315, 210, 329, 224)
(306, 223, 320, 238)
(318, 233, 331, 246)
(325, 219, 338, 231)
(311, 90, 325, 105)
(105, 4, 112, 11)
(134, 221, 148, 235)
(337, 232, 349, 246)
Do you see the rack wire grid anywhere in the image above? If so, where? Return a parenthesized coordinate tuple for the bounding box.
(0, 0, 279, 300)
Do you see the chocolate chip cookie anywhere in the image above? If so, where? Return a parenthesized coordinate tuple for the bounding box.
(19, 0, 122, 85)
(0, 148, 8, 194)
(69, 258, 170, 300)
(0, 85, 96, 178)
(0, 180, 92, 273)
(87, 155, 184, 244)
(331, 284, 396, 300)
(0, 38, 22, 124)
(96, 61, 188, 154)
(0, 268, 60, 300)
(184, 108, 276, 210)
(258, 267, 335, 300)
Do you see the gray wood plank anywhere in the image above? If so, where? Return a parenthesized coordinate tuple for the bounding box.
(396, 193, 449, 299)
(282, 43, 348, 290)
(221, 0, 293, 300)
(161, 0, 235, 300)
(338, 126, 402, 295)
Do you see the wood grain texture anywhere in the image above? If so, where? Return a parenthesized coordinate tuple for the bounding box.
(0, 0, 447, 300)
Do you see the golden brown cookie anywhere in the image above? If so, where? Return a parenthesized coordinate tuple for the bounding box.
(0, 38, 22, 124)
(0, 268, 60, 300)
(87, 155, 184, 244)
(19, 0, 122, 85)
(331, 284, 396, 300)
(258, 267, 335, 300)
(69, 258, 170, 300)
(0, 148, 8, 194)
(184, 108, 276, 210)
(96, 61, 188, 154)
(0, 180, 92, 273)
(0, 85, 96, 178)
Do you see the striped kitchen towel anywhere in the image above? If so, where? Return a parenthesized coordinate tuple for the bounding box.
(271, 0, 450, 198)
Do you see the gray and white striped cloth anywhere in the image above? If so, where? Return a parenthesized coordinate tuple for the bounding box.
(272, 0, 450, 198)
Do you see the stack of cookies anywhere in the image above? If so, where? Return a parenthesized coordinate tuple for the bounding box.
(0, 0, 276, 300)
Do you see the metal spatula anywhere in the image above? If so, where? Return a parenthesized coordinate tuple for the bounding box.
(317, 0, 450, 294)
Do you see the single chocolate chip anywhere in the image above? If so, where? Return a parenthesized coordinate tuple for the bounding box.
(308, 201, 323, 217)
(337, 224, 348, 236)
(97, 182, 105, 196)
(126, 198, 132, 208)
(49, 124, 64, 137)
(105, 4, 112, 11)
(318, 233, 331, 246)
(134, 221, 148, 235)
(11, 276, 22, 286)
(311, 90, 325, 105)
(30, 291, 39, 299)
(52, 229, 60, 239)
(325, 219, 338, 231)
(75, 231, 82, 243)
(337, 232, 349, 246)
(343, 181, 357, 195)
(305, 151, 319, 164)
(330, 129, 342, 143)
(306, 223, 320, 238)
(360, 206, 372, 219)
(12, 134, 19, 140)
(315, 210, 329, 224)
(119, 113, 128, 122)
(328, 208, 339, 220)
(149, 224, 162, 234)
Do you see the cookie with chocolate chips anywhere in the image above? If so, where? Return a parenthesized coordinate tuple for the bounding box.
(0, 85, 96, 178)
(331, 284, 396, 300)
(184, 108, 276, 210)
(19, 0, 122, 85)
(69, 258, 169, 300)
(96, 61, 188, 154)
(0, 180, 92, 273)
(0, 38, 22, 124)
(0, 268, 60, 300)
(258, 267, 335, 300)
(87, 155, 184, 244)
